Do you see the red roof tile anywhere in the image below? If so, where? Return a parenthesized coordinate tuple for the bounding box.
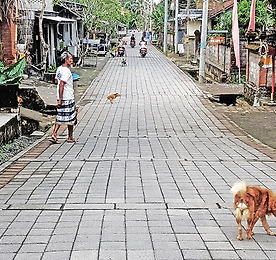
(209, 0, 234, 18)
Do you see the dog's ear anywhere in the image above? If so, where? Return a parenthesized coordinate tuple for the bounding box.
(247, 187, 268, 206)
(246, 187, 256, 197)
(246, 187, 262, 203)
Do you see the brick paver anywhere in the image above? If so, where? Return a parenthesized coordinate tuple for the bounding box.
(0, 37, 276, 260)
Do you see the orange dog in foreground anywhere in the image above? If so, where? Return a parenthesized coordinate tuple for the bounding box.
(230, 181, 276, 240)
(107, 93, 120, 104)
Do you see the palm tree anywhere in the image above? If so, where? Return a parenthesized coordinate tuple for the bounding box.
(122, 0, 144, 29)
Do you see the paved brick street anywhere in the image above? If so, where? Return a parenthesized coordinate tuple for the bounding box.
(0, 42, 276, 260)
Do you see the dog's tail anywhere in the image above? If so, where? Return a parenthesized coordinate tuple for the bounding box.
(230, 181, 247, 195)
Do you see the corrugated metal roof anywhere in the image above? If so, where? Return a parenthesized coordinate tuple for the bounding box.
(42, 16, 76, 23)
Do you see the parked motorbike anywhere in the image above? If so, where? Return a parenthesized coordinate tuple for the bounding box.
(130, 40, 135, 48)
(139, 47, 147, 57)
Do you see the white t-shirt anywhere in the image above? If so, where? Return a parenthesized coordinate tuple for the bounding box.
(139, 41, 147, 48)
(55, 65, 74, 100)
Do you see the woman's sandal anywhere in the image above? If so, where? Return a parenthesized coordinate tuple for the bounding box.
(49, 136, 60, 144)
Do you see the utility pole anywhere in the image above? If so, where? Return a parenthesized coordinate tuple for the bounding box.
(198, 0, 209, 83)
(163, 0, 168, 55)
(175, 0, 179, 53)
(150, 0, 153, 40)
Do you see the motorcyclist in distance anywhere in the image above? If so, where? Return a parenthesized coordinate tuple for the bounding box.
(139, 37, 147, 49)
(118, 42, 126, 57)
(130, 34, 136, 48)
(130, 34, 135, 43)
(139, 37, 147, 57)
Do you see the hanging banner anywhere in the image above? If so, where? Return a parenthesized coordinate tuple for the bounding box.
(232, 0, 240, 68)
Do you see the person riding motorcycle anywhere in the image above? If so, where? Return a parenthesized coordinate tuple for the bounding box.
(139, 37, 147, 57)
(139, 37, 147, 48)
(120, 37, 127, 46)
(130, 34, 136, 44)
(130, 34, 136, 48)
(117, 43, 126, 57)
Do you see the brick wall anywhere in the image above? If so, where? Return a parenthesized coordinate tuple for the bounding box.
(0, 16, 16, 66)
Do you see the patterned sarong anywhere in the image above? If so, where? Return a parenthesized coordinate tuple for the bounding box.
(56, 99, 76, 125)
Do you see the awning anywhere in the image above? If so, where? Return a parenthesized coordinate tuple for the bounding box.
(42, 16, 76, 24)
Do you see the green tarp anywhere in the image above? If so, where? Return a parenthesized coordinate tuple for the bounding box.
(0, 58, 26, 85)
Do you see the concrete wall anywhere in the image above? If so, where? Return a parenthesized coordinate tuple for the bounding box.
(206, 43, 230, 80)
(165, 32, 248, 83)
(205, 40, 247, 82)
(167, 33, 174, 51)
(247, 50, 273, 88)
(247, 51, 260, 86)
(187, 21, 201, 36)
(245, 49, 274, 103)
(182, 39, 196, 60)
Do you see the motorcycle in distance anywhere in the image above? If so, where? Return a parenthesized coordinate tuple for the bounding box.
(130, 40, 135, 48)
(139, 47, 147, 57)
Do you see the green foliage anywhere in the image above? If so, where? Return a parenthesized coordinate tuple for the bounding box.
(59, 0, 127, 35)
(0, 150, 6, 159)
(230, 74, 246, 84)
(48, 65, 57, 73)
(238, 0, 269, 35)
(0, 57, 26, 85)
(214, 0, 270, 37)
(151, 0, 166, 35)
(0, 151, 5, 160)
(0, 62, 5, 73)
(0, 144, 12, 160)
(214, 11, 232, 35)
(121, 0, 144, 29)
(89, 0, 124, 33)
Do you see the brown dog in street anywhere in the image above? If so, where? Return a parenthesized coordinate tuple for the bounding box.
(230, 181, 276, 240)
(107, 93, 120, 104)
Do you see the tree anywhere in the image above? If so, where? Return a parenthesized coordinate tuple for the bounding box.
(38, 0, 49, 71)
(55, 0, 128, 36)
(121, 0, 144, 29)
(76, 0, 126, 35)
(214, 0, 271, 37)
(238, 0, 269, 35)
(0, 0, 15, 18)
(55, 0, 128, 65)
(151, 0, 166, 36)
